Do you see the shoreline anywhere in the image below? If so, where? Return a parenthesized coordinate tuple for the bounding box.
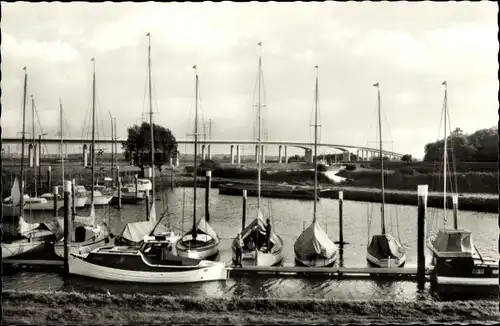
(167, 176, 498, 213)
(3, 290, 499, 325)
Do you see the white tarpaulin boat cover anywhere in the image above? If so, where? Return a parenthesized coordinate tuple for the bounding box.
(367, 233, 405, 260)
(431, 229, 474, 257)
(119, 201, 166, 244)
(11, 178, 21, 206)
(192, 217, 219, 241)
(294, 222, 337, 259)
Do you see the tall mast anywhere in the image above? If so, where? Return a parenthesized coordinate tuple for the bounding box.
(147, 32, 155, 201)
(313, 65, 319, 223)
(257, 42, 262, 211)
(90, 58, 96, 209)
(31, 95, 36, 197)
(109, 112, 114, 186)
(31, 95, 35, 159)
(59, 97, 64, 187)
(193, 65, 199, 240)
(20, 67, 28, 212)
(442, 81, 448, 225)
(374, 82, 385, 234)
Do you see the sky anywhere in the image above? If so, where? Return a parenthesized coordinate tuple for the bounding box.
(1, 2, 498, 159)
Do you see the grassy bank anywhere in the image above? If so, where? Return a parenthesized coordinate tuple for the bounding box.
(3, 290, 499, 325)
(337, 168, 499, 194)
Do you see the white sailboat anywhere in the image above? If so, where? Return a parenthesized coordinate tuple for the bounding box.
(176, 66, 220, 260)
(427, 81, 498, 286)
(114, 33, 179, 247)
(54, 60, 109, 258)
(294, 66, 338, 267)
(231, 42, 284, 267)
(366, 82, 406, 268)
(2, 67, 64, 259)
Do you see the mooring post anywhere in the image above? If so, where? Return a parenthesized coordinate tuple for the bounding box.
(338, 190, 344, 248)
(145, 192, 150, 219)
(47, 165, 52, 191)
(71, 179, 76, 219)
(52, 186, 58, 217)
(241, 189, 247, 232)
(134, 174, 138, 199)
(63, 180, 71, 282)
(118, 176, 122, 210)
(452, 194, 458, 230)
(417, 184, 428, 290)
(205, 170, 212, 223)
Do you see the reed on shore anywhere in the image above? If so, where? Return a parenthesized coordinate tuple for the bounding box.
(2, 290, 499, 325)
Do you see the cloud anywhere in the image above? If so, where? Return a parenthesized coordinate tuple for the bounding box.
(1, 2, 497, 159)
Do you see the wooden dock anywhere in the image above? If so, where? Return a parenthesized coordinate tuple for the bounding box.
(2, 259, 434, 281)
(226, 265, 433, 281)
(2, 259, 64, 266)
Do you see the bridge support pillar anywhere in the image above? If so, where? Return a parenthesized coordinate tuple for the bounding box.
(343, 151, 351, 162)
(207, 145, 212, 160)
(356, 149, 360, 161)
(169, 155, 173, 167)
(83, 144, 88, 167)
(201, 145, 205, 160)
(230, 145, 235, 164)
(278, 145, 282, 164)
(255, 145, 259, 163)
(284, 146, 288, 164)
(236, 145, 241, 164)
(28, 144, 34, 167)
(305, 148, 313, 164)
(174, 151, 179, 167)
(261, 145, 265, 164)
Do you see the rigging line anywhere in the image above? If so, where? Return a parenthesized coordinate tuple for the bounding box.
(445, 108, 459, 194)
(32, 99, 50, 156)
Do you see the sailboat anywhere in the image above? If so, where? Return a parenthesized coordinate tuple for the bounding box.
(19, 95, 65, 212)
(176, 66, 220, 260)
(231, 42, 284, 267)
(54, 60, 110, 258)
(294, 66, 338, 267)
(2, 67, 64, 259)
(68, 207, 227, 283)
(114, 33, 179, 247)
(427, 81, 498, 286)
(366, 82, 406, 268)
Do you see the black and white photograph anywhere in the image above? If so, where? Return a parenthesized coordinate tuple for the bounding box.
(1, 1, 499, 324)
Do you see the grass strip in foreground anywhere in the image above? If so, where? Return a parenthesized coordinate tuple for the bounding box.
(2, 290, 500, 325)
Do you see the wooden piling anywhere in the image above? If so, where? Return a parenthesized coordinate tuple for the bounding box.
(452, 194, 458, 229)
(241, 189, 247, 232)
(47, 165, 52, 191)
(145, 192, 150, 218)
(134, 174, 138, 199)
(205, 170, 212, 222)
(338, 190, 344, 248)
(417, 184, 428, 290)
(71, 179, 76, 219)
(118, 176, 122, 209)
(52, 186, 58, 217)
(63, 180, 71, 282)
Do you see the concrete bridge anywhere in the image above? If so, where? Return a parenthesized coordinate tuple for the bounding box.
(1, 137, 404, 165)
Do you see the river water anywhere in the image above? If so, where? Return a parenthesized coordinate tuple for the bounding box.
(3, 188, 498, 301)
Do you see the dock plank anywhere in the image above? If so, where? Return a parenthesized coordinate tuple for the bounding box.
(2, 259, 64, 266)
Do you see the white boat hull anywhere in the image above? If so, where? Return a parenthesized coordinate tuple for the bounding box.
(295, 252, 338, 267)
(367, 252, 406, 268)
(68, 253, 227, 283)
(176, 241, 219, 260)
(2, 239, 48, 259)
(53, 232, 110, 258)
(74, 197, 88, 208)
(85, 195, 113, 206)
(24, 200, 64, 211)
(435, 275, 499, 286)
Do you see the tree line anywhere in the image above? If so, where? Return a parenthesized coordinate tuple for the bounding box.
(423, 126, 498, 162)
